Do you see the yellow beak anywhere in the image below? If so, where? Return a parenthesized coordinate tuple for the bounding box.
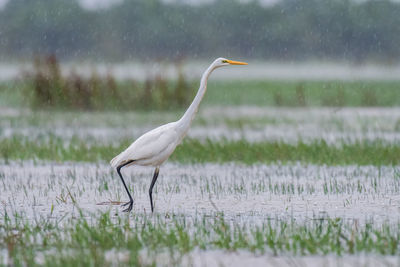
(226, 59, 248, 65)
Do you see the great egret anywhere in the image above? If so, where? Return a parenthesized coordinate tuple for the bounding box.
(110, 58, 248, 212)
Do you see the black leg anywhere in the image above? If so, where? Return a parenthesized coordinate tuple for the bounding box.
(116, 160, 135, 212)
(149, 167, 160, 213)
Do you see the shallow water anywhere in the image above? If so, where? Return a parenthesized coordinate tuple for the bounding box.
(1, 161, 400, 225)
(2, 107, 400, 144)
(168, 250, 400, 267)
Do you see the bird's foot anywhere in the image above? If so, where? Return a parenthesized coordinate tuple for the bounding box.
(121, 200, 133, 212)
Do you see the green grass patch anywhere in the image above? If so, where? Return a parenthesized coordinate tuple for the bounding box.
(2, 79, 400, 110)
(205, 80, 400, 107)
(0, 81, 27, 107)
(1, 136, 399, 166)
(173, 139, 400, 166)
(1, 211, 399, 266)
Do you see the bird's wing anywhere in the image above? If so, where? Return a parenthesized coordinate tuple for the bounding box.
(110, 122, 178, 167)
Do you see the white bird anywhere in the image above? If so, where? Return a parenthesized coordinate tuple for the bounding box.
(110, 58, 248, 212)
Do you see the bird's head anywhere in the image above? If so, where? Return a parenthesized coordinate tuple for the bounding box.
(213, 57, 248, 68)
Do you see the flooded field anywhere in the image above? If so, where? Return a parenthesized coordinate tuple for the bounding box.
(1, 106, 400, 265)
(2, 0, 400, 264)
(1, 161, 400, 265)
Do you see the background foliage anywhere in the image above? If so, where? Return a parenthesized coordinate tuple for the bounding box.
(0, 0, 399, 63)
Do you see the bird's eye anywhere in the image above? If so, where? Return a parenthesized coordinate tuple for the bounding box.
(222, 60, 228, 63)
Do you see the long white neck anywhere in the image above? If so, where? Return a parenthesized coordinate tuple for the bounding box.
(176, 63, 216, 135)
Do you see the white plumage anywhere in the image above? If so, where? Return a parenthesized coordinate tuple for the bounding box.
(110, 122, 179, 167)
(111, 57, 247, 212)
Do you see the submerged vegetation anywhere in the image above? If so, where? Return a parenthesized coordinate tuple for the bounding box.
(1, 211, 399, 266)
(1, 159, 400, 264)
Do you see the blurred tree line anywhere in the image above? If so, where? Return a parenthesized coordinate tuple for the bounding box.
(0, 0, 399, 63)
